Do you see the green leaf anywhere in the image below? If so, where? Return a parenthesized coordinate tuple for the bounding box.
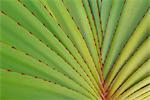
(107, 38, 150, 98)
(0, 42, 99, 99)
(103, 0, 149, 78)
(119, 76, 150, 99)
(46, 0, 100, 86)
(0, 0, 149, 99)
(0, 69, 90, 100)
(105, 11, 150, 88)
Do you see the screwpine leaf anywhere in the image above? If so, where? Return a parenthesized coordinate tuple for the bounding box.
(46, 0, 100, 85)
(103, 0, 149, 78)
(113, 60, 150, 99)
(136, 91, 150, 100)
(2, 4, 100, 97)
(0, 42, 98, 100)
(0, 69, 90, 100)
(107, 38, 150, 98)
(101, 0, 125, 64)
(82, 0, 100, 57)
(62, 0, 100, 75)
(19, 0, 100, 92)
(101, 0, 113, 33)
(105, 11, 150, 88)
(119, 76, 150, 100)
(127, 85, 150, 100)
(88, 0, 103, 46)
(0, 0, 149, 99)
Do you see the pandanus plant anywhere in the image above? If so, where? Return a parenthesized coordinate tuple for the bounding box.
(0, 0, 149, 100)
